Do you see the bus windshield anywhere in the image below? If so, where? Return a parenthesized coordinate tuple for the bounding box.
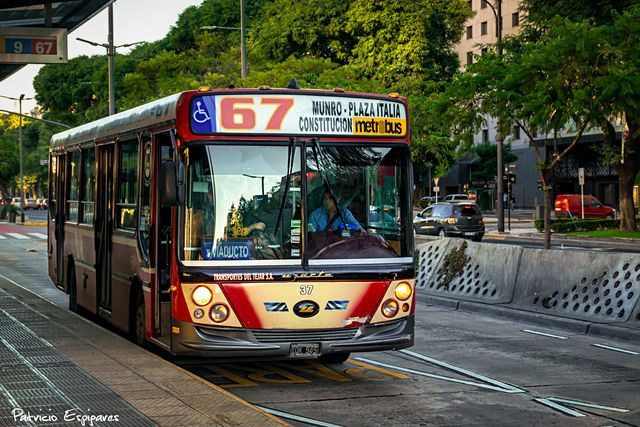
(180, 143, 411, 264)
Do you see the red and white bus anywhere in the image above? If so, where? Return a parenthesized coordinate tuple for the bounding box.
(48, 86, 415, 362)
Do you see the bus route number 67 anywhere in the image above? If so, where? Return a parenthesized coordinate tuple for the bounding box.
(219, 97, 294, 131)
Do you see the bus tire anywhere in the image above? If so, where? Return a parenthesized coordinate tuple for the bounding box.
(132, 290, 147, 347)
(319, 352, 351, 364)
(68, 263, 78, 313)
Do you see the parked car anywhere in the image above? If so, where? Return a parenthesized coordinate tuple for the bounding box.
(36, 198, 48, 209)
(443, 193, 471, 202)
(414, 202, 484, 241)
(417, 196, 436, 208)
(25, 198, 37, 209)
(554, 194, 615, 219)
(10, 197, 21, 208)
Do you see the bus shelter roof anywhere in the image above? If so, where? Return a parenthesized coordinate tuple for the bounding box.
(0, 0, 113, 81)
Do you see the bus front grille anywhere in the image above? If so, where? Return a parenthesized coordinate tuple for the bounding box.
(251, 328, 358, 343)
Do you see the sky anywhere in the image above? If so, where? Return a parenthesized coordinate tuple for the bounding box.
(0, 0, 204, 114)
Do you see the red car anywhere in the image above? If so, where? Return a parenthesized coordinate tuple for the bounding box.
(554, 194, 616, 219)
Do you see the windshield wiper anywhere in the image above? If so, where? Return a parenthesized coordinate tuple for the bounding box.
(311, 138, 347, 231)
(274, 137, 296, 234)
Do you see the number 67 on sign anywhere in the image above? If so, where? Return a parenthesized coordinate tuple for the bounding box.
(0, 27, 67, 64)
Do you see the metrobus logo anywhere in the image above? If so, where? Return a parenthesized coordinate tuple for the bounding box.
(190, 94, 407, 138)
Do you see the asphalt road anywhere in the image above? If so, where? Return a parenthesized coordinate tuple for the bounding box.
(1, 224, 639, 426)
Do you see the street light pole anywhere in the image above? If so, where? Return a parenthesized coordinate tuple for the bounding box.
(484, 0, 504, 230)
(201, 1, 248, 78)
(77, 6, 143, 116)
(426, 162, 433, 197)
(107, 5, 115, 115)
(19, 94, 25, 223)
(240, 0, 247, 79)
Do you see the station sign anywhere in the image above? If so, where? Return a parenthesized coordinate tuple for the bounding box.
(190, 94, 407, 138)
(0, 27, 68, 64)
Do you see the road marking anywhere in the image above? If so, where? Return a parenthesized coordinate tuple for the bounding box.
(0, 235, 5, 239)
(592, 343, 639, 355)
(399, 349, 524, 393)
(6, 233, 28, 239)
(535, 396, 630, 417)
(549, 397, 629, 413)
(522, 329, 568, 340)
(255, 405, 343, 427)
(355, 357, 520, 393)
(534, 398, 586, 417)
(345, 359, 410, 379)
(28, 232, 47, 239)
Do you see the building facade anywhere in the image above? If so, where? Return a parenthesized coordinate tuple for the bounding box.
(437, 0, 639, 211)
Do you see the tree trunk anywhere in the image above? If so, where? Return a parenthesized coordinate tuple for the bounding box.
(617, 165, 638, 231)
(617, 119, 639, 231)
(602, 115, 639, 232)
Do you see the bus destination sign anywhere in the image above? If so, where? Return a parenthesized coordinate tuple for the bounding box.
(0, 27, 68, 64)
(191, 94, 407, 137)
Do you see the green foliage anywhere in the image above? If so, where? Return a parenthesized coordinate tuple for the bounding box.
(30, 0, 477, 190)
(439, 241, 469, 290)
(253, 0, 352, 63)
(471, 142, 518, 184)
(344, 0, 471, 89)
(0, 204, 19, 220)
(533, 219, 621, 233)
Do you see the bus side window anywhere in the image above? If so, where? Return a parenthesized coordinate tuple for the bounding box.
(116, 138, 139, 230)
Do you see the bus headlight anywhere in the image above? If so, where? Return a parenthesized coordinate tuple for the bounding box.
(192, 286, 212, 306)
(395, 282, 412, 301)
(210, 304, 229, 323)
(381, 299, 399, 318)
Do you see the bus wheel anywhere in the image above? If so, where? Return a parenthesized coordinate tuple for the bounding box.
(68, 264, 78, 313)
(319, 352, 351, 364)
(133, 291, 147, 347)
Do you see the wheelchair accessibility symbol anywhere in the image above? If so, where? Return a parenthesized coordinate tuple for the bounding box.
(193, 101, 211, 123)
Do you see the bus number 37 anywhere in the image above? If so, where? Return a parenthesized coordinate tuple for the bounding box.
(220, 97, 294, 131)
(299, 285, 313, 295)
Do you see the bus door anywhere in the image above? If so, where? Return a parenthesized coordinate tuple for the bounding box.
(50, 154, 66, 288)
(154, 132, 174, 340)
(96, 144, 114, 314)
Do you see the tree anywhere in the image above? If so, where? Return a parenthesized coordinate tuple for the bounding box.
(520, 1, 640, 231)
(441, 17, 602, 248)
(252, 0, 352, 63)
(471, 141, 517, 184)
(32, 0, 473, 184)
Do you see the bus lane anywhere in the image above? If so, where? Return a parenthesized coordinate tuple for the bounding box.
(1, 235, 639, 427)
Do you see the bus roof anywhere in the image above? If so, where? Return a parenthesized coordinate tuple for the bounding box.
(51, 88, 409, 149)
(50, 92, 181, 149)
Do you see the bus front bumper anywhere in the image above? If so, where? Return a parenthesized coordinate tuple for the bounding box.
(171, 315, 414, 359)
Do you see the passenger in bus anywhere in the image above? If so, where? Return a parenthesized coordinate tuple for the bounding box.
(309, 190, 361, 232)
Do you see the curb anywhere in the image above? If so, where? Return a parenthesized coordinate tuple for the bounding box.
(417, 293, 640, 342)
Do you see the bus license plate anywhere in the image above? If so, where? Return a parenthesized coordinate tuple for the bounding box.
(289, 343, 320, 358)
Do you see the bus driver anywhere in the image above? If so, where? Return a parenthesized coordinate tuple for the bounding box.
(309, 190, 361, 232)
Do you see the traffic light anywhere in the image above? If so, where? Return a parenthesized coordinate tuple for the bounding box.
(537, 180, 543, 191)
(508, 174, 516, 184)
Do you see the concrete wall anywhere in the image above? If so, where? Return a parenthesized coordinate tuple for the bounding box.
(416, 239, 640, 324)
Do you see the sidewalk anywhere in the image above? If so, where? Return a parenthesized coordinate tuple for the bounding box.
(0, 275, 286, 427)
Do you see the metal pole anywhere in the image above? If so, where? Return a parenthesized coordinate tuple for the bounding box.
(427, 163, 432, 197)
(495, 0, 504, 232)
(19, 94, 24, 223)
(508, 181, 511, 231)
(240, 0, 247, 78)
(107, 4, 115, 115)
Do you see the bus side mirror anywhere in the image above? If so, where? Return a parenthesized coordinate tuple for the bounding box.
(160, 161, 184, 206)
